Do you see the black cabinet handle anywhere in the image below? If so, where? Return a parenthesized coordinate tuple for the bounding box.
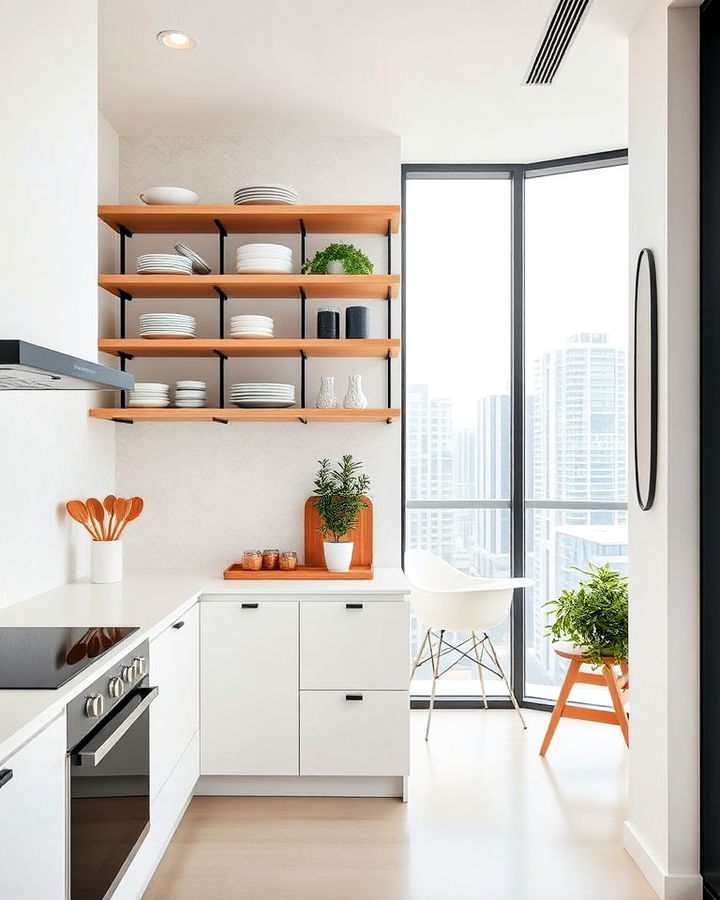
(0, 769, 13, 790)
(345, 694, 363, 701)
(172, 621, 185, 629)
(241, 603, 259, 609)
(345, 603, 363, 610)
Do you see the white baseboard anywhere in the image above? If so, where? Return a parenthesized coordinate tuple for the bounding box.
(196, 774, 404, 798)
(623, 822, 703, 900)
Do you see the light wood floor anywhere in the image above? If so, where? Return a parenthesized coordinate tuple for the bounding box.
(144, 709, 655, 900)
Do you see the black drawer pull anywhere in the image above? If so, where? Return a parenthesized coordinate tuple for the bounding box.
(241, 603, 259, 609)
(172, 621, 185, 629)
(345, 694, 363, 701)
(345, 603, 363, 610)
(0, 769, 13, 790)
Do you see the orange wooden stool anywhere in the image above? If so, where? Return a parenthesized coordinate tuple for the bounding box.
(539, 647, 629, 756)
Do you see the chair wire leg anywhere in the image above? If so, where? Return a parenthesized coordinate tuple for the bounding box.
(472, 631, 488, 709)
(485, 634, 526, 730)
(410, 628, 430, 683)
(425, 628, 445, 741)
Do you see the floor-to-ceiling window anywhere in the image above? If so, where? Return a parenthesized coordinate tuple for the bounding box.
(403, 153, 628, 707)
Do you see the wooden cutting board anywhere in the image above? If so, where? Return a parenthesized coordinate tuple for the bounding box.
(304, 496, 373, 568)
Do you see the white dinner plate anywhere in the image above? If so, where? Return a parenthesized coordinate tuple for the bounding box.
(174, 243, 211, 274)
(236, 243, 293, 256)
(128, 400, 171, 408)
(231, 400, 296, 408)
(233, 198, 299, 206)
(140, 333, 196, 340)
(176, 381, 206, 389)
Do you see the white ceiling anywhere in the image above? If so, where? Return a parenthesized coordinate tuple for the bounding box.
(99, 0, 654, 163)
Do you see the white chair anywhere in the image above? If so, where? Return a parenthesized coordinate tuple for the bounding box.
(405, 549, 534, 740)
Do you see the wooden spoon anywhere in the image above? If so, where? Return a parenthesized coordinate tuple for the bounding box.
(109, 497, 129, 541)
(86, 630, 102, 658)
(86, 498, 106, 541)
(66, 629, 92, 665)
(65, 500, 101, 541)
(103, 495, 117, 541)
(115, 497, 144, 539)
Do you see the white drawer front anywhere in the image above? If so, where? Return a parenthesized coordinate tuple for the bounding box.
(150, 604, 199, 799)
(300, 690, 409, 776)
(201, 600, 299, 776)
(300, 600, 409, 690)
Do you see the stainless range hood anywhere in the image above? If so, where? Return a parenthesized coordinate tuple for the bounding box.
(0, 341, 134, 391)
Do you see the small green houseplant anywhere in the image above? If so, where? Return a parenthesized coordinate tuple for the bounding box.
(302, 243, 374, 275)
(544, 563, 628, 667)
(312, 455, 370, 572)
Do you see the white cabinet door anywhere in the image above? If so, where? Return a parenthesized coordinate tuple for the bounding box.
(150, 603, 199, 799)
(201, 600, 299, 775)
(300, 691, 409, 776)
(300, 600, 409, 690)
(0, 715, 66, 899)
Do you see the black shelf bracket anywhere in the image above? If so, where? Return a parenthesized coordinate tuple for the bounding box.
(299, 287, 307, 339)
(386, 417, 393, 425)
(299, 349, 307, 409)
(214, 219, 227, 275)
(214, 287, 228, 339)
(111, 417, 134, 425)
(299, 219, 307, 267)
(117, 351, 134, 362)
(214, 348, 227, 408)
(298, 417, 308, 424)
(212, 417, 229, 425)
(118, 225, 133, 276)
(386, 218, 392, 275)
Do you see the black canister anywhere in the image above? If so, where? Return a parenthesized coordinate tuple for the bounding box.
(346, 306, 370, 339)
(317, 307, 340, 339)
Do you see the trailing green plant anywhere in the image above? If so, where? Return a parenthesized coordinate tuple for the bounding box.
(312, 455, 370, 543)
(302, 243, 374, 275)
(544, 562, 628, 668)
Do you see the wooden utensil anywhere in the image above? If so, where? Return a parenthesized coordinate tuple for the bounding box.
(109, 497, 129, 540)
(115, 497, 144, 539)
(86, 630, 102, 658)
(65, 500, 101, 541)
(65, 629, 93, 665)
(103, 495, 117, 541)
(86, 498, 106, 541)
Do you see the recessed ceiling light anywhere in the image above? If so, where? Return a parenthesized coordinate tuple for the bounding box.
(157, 30, 196, 50)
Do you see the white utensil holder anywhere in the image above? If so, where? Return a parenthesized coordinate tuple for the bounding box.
(91, 541, 123, 584)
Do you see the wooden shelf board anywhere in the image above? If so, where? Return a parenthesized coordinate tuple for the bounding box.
(98, 338, 400, 359)
(223, 564, 374, 581)
(89, 408, 401, 423)
(98, 274, 399, 300)
(98, 205, 400, 235)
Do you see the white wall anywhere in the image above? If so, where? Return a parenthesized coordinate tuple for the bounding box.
(625, 3, 700, 898)
(112, 136, 401, 569)
(0, 2, 115, 609)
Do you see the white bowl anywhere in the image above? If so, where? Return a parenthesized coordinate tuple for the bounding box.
(176, 380, 206, 389)
(139, 187, 200, 205)
(237, 244, 293, 258)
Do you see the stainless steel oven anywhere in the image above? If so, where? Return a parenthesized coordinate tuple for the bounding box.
(67, 640, 158, 900)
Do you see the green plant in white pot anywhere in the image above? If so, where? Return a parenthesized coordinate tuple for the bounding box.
(312, 455, 370, 573)
(302, 243, 374, 275)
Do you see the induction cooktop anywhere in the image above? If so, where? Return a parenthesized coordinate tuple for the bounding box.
(0, 626, 139, 689)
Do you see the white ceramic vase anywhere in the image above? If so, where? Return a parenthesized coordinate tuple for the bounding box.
(316, 376, 337, 408)
(326, 259, 346, 274)
(343, 374, 368, 409)
(91, 540, 123, 584)
(323, 540, 354, 573)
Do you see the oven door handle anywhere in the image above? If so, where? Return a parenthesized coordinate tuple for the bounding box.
(70, 686, 159, 768)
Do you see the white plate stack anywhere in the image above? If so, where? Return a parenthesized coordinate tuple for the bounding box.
(128, 383, 170, 408)
(175, 380, 207, 408)
(233, 184, 300, 206)
(229, 315, 274, 339)
(137, 253, 193, 275)
(236, 243, 293, 275)
(230, 383, 296, 408)
(139, 313, 197, 340)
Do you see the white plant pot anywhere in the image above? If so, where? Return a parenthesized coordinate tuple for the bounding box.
(91, 540, 123, 584)
(326, 259, 346, 274)
(323, 540, 354, 573)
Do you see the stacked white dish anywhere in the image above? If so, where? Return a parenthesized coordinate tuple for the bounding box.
(233, 184, 300, 206)
(174, 243, 211, 274)
(230, 383, 296, 408)
(175, 380, 207, 408)
(236, 243, 293, 274)
(139, 313, 197, 339)
(137, 253, 192, 275)
(128, 383, 170, 408)
(229, 315, 274, 339)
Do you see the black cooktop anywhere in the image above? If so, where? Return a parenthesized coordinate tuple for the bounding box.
(0, 626, 139, 689)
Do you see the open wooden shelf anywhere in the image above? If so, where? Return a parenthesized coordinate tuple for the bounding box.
(89, 408, 400, 423)
(98, 204, 400, 236)
(98, 274, 399, 300)
(99, 338, 400, 359)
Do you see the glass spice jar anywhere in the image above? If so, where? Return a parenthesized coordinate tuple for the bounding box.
(241, 550, 263, 571)
(279, 551, 298, 571)
(262, 549, 280, 570)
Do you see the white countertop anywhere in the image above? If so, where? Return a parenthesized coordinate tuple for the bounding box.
(0, 567, 409, 765)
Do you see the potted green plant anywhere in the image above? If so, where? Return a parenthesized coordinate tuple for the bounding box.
(312, 455, 370, 572)
(302, 243, 374, 275)
(544, 563, 628, 667)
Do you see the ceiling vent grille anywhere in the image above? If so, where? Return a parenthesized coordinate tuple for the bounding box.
(525, 0, 592, 85)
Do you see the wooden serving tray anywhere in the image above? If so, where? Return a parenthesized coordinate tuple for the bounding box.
(223, 564, 374, 580)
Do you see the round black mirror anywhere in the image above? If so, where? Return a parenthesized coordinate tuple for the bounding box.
(633, 247, 658, 511)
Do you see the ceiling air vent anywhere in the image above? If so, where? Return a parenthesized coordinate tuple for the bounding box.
(525, 0, 592, 85)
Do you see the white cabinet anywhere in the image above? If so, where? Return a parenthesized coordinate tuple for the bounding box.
(0, 714, 66, 899)
(300, 691, 409, 776)
(201, 600, 299, 775)
(150, 603, 199, 799)
(300, 600, 409, 690)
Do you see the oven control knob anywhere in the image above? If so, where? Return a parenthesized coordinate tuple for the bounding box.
(84, 695, 104, 718)
(120, 664, 134, 685)
(132, 656, 147, 679)
(108, 676, 124, 699)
